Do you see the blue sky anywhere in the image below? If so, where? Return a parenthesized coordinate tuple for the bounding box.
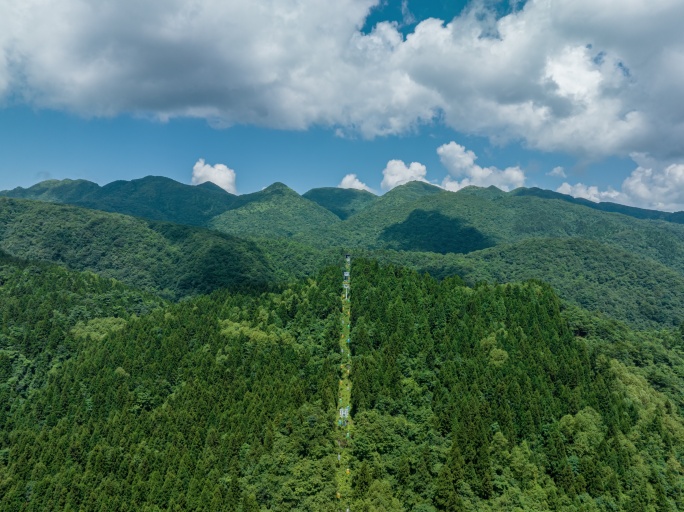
(1, 0, 683, 209)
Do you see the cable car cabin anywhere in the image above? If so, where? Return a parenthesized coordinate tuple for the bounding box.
(343, 271, 350, 281)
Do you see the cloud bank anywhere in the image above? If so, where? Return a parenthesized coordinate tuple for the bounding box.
(191, 159, 237, 193)
(556, 182, 622, 203)
(2, 0, 684, 160)
(558, 154, 684, 211)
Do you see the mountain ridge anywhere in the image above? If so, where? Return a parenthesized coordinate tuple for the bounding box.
(5, 176, 684, 328)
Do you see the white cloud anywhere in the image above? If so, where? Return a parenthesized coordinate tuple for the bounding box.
(547, 166, 567, 178)
(381, 159, 427, 191)
(621, 156, 684, 211)
(557, 154, 684, 211)
(2, 0, 684, 159)
(437, 141, 525, 192)
(400, 0, 416, 26)
(338, 173, 374, 192)
(191, 158, 237, 194)
(556, 182, 623, 203)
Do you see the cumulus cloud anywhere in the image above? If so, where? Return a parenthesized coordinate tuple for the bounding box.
(620, 156, 684, 211)
(437, 141, 525, 192)
(547, 166, 567, 178)
(557, 182, 623, 203)
(381, 159, 428, 191)
(0, 0, 437, 138)
(191, 158, 237, 194)
(338, 173, 374, 192)
(557, 154, 684, 211)
(2, 0, 684, 158)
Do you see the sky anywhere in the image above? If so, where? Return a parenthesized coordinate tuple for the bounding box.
(1, 0, 683, 210)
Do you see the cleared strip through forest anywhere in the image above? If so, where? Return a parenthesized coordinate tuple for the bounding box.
(336, 256, 353, 508)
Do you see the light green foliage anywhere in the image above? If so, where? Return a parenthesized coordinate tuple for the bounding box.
(209, 183, 340, 240)
(71, 317, 128, 341)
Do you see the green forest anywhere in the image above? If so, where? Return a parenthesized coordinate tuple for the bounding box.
(347, 260, 684, 511)
(2, 254, 684, 510)
(2, 178, 684, 510)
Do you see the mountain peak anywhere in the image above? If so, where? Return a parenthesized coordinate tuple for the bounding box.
(263, 182, 296, 193)
(383, 181, 443, 200)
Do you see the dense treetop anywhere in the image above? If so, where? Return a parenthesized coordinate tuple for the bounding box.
(2, 256, 684, 510)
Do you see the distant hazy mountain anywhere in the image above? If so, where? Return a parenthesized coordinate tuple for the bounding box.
(513, 187, 684, 224)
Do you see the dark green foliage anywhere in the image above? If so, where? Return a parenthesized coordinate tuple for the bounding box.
(461, 238, 684, 329)
(2, 249, 684, 510)
(299, 181, 684, 278)
(0, 265, 345, 511)
(6, 173, 684, 510)
(0, 198, 299, 299)
(346, 259, 684, 510)
(356, 235, 684, 329)
(0, 253, 163, 357)
(0, 254, 164, 469)
(7, 177, 684, 330)
(0, 176, 237, 226)
(302, 187, 377, 220)
(380, 209, 494, 254)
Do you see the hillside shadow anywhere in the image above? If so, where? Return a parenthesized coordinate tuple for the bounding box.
(149, 221, 276, 297)
(380, 210, 494, 254)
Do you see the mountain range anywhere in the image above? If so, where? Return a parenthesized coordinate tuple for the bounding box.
(3, 175, 684, 328)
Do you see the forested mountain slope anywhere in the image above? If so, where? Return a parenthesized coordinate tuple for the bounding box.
(208, 183, 341, 239)
(362, 237, 684, 329)
(348, 259, 684, 511)
(7, 177, 684, 281)
(302, 187, 377, 220)
(0, 176, 237, 226)
(6, 177, 684, 264)
(0, 252, 164, 450)
(0, 265, 344, 511)
(4, 171, 684, 510)
(6, 177, 684, 329)
(318, 183, 684, 276)
(0, 198, 281, 298)
(463, 238, 684, 328)
(3, 257, 683, 510)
